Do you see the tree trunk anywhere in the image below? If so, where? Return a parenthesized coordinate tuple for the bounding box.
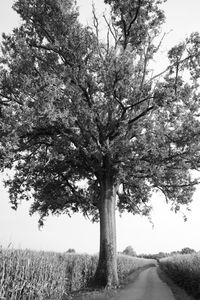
(93, 174, 119, 288)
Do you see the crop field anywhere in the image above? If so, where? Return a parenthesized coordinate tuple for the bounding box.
(0, 248, 156, 300)
(159, 252, 200, 299)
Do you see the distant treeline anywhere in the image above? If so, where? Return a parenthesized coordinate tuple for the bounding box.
(137, 247, 197, 261)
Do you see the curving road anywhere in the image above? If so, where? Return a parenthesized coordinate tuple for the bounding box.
(112, 267, 175, 300)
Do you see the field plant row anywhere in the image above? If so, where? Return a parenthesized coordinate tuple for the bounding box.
(159, 253, 200, 299)
(0, 248, 156, 300)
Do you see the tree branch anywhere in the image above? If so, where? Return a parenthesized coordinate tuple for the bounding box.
(92, 4, 103, 60)
(126, 0, 142, 37)
(103, 14, 118, 45)
(148, 51, 200, 84)
(122, 0, 142, 49)
(30, 42, 74, 67)
(30, 17, 55, 44)
(128, 105, 154, 126)
(126, 96, 154, 110)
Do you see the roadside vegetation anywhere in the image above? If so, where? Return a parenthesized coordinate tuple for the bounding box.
(159, 252, 200, 299)
(0, 247, 156, 300)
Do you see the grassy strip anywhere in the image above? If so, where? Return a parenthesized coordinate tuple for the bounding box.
(159, 253, 200, 299)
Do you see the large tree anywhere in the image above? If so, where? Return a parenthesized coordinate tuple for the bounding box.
(1, 0, 200, 287)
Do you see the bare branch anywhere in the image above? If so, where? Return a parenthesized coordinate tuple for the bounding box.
(149, 51, 200, 84)
(92, 4, 103, 60)
(103, 14, 118, 45)
(154, 31, 172, 54)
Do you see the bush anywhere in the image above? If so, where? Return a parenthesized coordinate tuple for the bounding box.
(160, 253, 200, 299)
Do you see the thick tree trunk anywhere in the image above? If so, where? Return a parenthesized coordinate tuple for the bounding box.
(93, 175, 119, 288)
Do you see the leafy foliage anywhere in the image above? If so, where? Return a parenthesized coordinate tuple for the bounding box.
(0, 0, 200, 226)
(122, 246, 136, 256)
(160, 253, 200, 299)
(181, 247, 196, 255)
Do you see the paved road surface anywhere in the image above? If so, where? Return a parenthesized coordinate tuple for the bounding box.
(112, 267, 175, 300)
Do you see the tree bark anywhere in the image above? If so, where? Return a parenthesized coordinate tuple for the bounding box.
(93, 174, 119, 288)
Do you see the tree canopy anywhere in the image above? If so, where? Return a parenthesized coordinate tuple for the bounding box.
(1, 0, 200, 286)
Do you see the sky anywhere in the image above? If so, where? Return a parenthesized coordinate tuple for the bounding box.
(0, 0, 200, 255)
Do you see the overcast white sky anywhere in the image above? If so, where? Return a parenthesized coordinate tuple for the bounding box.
(0, 0, 200, 255)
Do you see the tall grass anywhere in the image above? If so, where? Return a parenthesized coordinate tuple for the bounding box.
(117, 254, 156, 281)
(160, 252, 200, 299)
(0, 247, 155, 299)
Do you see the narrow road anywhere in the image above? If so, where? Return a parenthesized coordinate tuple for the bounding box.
(112, 267, 175, 300)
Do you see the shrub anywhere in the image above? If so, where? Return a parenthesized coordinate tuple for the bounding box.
(160, 253, 200, 299)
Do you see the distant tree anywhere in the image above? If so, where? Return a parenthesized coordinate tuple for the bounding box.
(181, 247, 196, 255)
(1, 0, 200, 288)
(122, 246, 136, 256)
(66, 248, 76, 254)
(170, 251, 181, 256)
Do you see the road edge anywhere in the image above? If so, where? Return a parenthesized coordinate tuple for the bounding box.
(70, 264, 155, 300)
